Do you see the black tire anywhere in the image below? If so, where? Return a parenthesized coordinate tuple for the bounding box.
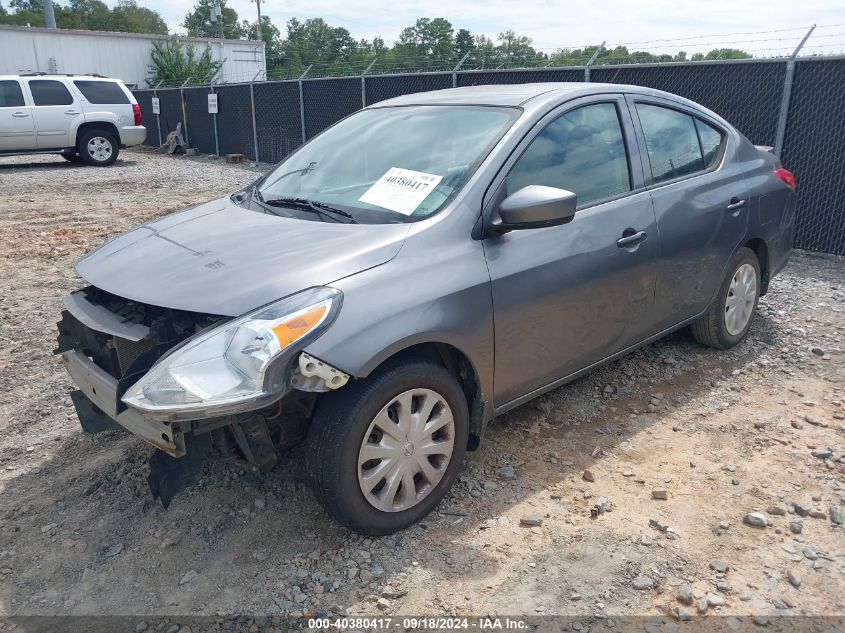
(77, 129, 119, 166)
(691, 246, 761, 349)
(305, 357, 469, 535)
(60, 150, 82, 163)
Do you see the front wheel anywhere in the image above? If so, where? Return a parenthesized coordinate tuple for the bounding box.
(305, 358, 469, 535)
(691, 246, 761, 349)
(77, 129, 119, 166)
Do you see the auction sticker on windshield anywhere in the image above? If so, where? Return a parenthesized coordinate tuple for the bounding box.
(358, 167, 443, 215)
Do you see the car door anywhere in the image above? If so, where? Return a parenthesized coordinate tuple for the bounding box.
(0, 79, 35, 151)
(25, 79, 82, 149)
(627, 96, 748, 329)
(483, 95, 659, 407)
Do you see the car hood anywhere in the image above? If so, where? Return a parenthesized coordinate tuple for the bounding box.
(75, 198, 411, 316)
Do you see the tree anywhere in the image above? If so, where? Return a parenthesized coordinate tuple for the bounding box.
(111, 0, 167, 35)
(395, 17, 454, 67)
(148, 37, 222, 85)
(0, 2, 7, 16)
(454, 28, 475, 62)
(704, 48, 752, 60)
(182, 0, 244, 39)
(1, 0, 168, 33)
(496, 29, 544, 67)
(244, 15, 283, 68)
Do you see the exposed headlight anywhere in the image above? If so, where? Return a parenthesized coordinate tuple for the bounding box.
(122, 287, 341, 419)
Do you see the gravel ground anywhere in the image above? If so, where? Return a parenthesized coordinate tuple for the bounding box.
(1, 149, 844, 625)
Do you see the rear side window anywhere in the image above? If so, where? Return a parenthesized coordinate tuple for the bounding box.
(636, 103, 705, 183)
(508, 102, 631, 208)
(28, 80, 74, 106)
(0, 80, 25, 107)
(695, 118, 724, 169)
(73, 80, 130, 104)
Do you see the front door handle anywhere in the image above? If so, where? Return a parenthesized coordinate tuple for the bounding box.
(726, 198, 746, 211)
(11, 112, 29, 118)
(617, 230, 647, 248)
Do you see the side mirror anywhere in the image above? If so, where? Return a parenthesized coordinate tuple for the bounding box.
(494, 185, 578, 231)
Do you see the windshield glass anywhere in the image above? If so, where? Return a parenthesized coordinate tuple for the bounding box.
(255, 105, 519, 223)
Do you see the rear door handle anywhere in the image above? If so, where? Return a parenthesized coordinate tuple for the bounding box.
(617, 230, 647, 248)
(726, 198, 746, 211)
(65, 109, 80, 115)
(11, 112, 29, 118)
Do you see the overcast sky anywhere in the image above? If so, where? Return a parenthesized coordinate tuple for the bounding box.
(148, 0, 845, 56)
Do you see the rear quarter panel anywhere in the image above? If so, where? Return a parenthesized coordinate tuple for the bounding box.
(741, 142, 795, 280)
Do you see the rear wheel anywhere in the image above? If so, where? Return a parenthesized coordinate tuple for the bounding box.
(78, 129, 119, 166)
(305, 358, 469, 535)
(691, 246, 761, 349)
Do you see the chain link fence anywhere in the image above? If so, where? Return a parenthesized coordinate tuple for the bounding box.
(133, 56, 845, 255)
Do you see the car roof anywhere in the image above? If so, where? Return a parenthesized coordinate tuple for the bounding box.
(372, 82, 680, 107)
(370, 81, 733, 130)
(0, 74, 119, 81)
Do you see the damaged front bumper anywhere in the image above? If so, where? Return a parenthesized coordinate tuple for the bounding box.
(61, 349, 186, 457)
(56, 286, 350, 469)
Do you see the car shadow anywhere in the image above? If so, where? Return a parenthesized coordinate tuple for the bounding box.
(0, 158, 137, 171)
(0, 307, 786, 617)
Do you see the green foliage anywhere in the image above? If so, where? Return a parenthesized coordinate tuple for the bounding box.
(0, 0, 166, 33)
(182, 0, 244, 39)
(148, 38, 223, 85)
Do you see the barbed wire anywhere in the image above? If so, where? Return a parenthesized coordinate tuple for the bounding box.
(142, 23, 845, 87)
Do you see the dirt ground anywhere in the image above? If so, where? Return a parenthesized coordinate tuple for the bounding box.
(0, 149, 843, 626)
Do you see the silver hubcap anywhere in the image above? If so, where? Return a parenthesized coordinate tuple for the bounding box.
(87, 136, 112, 162)
(724, 263, 757, 335)
(358, 388, 455, 513)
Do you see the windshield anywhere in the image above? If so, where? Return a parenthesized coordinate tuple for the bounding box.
(255, 105, 519, 223)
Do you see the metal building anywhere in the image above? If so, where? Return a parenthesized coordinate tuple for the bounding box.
(0, 25, 266, 87)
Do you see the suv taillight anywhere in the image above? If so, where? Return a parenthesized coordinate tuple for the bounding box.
(132, 104, 143, 127)
(774, 167, 795, 191)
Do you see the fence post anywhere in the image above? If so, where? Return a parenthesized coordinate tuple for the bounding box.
(153, 82, 162, 147)
(361, 57, 377, 108)
(584, 41, 606, 82)
(179, 77, 192, 147)
(210, 84, 219, 157)
(249, 80, 259, 162)
(774, 25, 815, 157)
(452, 52, 470, 88)
(298, 65, 312, 144)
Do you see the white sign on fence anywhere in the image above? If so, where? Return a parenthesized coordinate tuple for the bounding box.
(151, 97, 160, 115)
(207, 93, 218, 114)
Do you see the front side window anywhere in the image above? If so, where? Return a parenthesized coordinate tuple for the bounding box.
(636, 103, 707, 183)
(0, 80, 25, 108)
(256, 105, 519, 223)
(28, 80, 74, 106)
(73, 80, 130, 104)
(507, 102, 631, 208)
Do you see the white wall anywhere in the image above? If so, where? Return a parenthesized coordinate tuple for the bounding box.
(0, 25, 266, 86)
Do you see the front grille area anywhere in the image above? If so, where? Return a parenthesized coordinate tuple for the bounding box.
(56, 286, 226, 413)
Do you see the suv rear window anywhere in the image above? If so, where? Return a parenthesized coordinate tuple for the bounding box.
(28, 80, 74, 106)
(73, 80, 130, 104)
(0, 80, 25, 107)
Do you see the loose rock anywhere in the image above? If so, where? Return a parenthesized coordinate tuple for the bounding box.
(743, 512, 768, 528)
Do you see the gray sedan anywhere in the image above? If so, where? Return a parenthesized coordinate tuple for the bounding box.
(56, 83, 796, 534)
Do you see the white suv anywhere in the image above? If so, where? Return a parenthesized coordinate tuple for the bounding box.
(0, 73, 146, 166)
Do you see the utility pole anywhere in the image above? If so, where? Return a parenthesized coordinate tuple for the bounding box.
(42, 0, 56, 28)
(255, 0, 262, 43)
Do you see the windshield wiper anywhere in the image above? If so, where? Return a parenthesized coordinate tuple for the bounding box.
(261, 197, 358, 224)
